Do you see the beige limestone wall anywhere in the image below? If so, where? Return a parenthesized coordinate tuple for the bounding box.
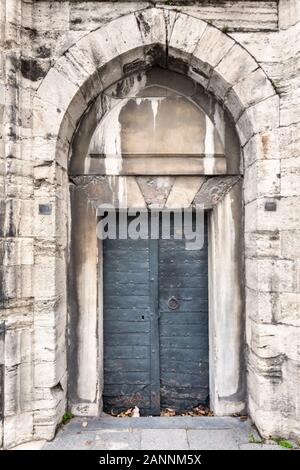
(222, 0, 300, 440)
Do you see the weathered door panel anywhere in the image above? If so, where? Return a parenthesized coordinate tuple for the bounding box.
(158, 216, 209, 411)
(103, 238, 155, 415)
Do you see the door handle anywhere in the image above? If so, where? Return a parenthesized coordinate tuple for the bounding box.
(167, 296, 180, 310)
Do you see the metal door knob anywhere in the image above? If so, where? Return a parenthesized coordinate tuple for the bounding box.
(167, 296, 180, 310)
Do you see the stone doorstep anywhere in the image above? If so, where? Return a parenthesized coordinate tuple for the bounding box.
(63, 416, 247, 432)
(44, 416, 253, 450)
(9, 417, 296, 450)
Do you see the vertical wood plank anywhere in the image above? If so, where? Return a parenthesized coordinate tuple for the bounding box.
(149, 238, 160, 415)
(0, 321, 4, 431)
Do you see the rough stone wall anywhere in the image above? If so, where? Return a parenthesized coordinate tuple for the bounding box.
(0, 0, 299, 448)
(221, 0, 300, 439)
(242, 0, 300, 439)
(0, 0, 35, 448)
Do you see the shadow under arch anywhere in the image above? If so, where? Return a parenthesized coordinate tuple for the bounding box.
(69, 66, 242, 177)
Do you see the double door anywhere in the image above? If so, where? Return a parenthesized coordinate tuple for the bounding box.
(103, 214, 209, 415)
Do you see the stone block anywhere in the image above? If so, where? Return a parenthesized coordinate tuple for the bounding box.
(193, 25, 234, 70)
(6, 175, 33, 200)
(276, 293, 300, 327)
(54, 53, 102, 106)
(2, 238, 34, 266)
(215, 43, 258, 87)
(34, 295, 66, 329)
(4, 328, 32, 416)
(187, 429, 239, 450)
(135, 8, 169, 48)
(281, 230, 300, 259)
(224, 88, 245, 122)
(34, 326, 65, 363)
(69, 29, 123, 90)
(137, 176, 175, 208)
(237, 95, 279, 146)
(10, 440, 46, 450)
(249, 322, 299, 362)
(64, 41, 102, 83)
(245, 230, 280, 259)
(243, 131, 280, 168)
(227, 68, 275, 121)
(180, 2, 278, 32)
(6, 158, 33, 179)
(124, 177, 146, 209)
(279, 121, 300, 159)
(165, 177, 203, 208)
(2, 304, 33, 330)
(33, 198, 56, 240)
(31, 136, 64, 168)
(247, 364, 276, 407)
(246, 288, 277, 324)
(230, 31, 280, 64)
(280, 78, 300, 127)
(244, 160, 280, 203)
(245, 197, 300, 232)
(105, 13, 144, 57)
(194, 176, 232, 208)
(4, 265, 33, 300)
(34, 353, 67, 389)
(207, 69, 231, 101)
(33, 161, 55, 184)
(169, 13, 206, 57)
(281, 157, 300, 197)
(33, 396, 65, 425)
(93, 430, 141, 450)
(30, 1, 70, 31)
(33, 253, 66, 300)
(4, 361, 32, 415)
(70, 403, 100, 417)
(248, 395, 296, 439)
(33, 424, 57, 442)
(4, 198, 34, 238)
(279, 0, 300, 29)
(245, 258, 297, 292)
(4, 413, 33, 449)
(32, 98, 74, 140)
(70, 2, 149, 31)
(5, 327, 32, 368)
(140, 428, 189, 450)
(36, 68, 86, 125)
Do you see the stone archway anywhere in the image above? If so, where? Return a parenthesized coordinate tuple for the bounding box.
(67, 67, 244, 417)
(32, 8, 279, 438)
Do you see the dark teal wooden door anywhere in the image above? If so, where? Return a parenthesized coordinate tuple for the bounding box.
(103, 215, 208, 415)
(103, 237, 157, 415)
(158, 219, 209, 411)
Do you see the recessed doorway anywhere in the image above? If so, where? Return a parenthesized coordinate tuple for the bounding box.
(103, 213, 209, 416)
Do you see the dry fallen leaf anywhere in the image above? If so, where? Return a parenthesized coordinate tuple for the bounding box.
(109, 404, 214, 418)
(161, 407, 176, 417)
(115, 407, 137, 417)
